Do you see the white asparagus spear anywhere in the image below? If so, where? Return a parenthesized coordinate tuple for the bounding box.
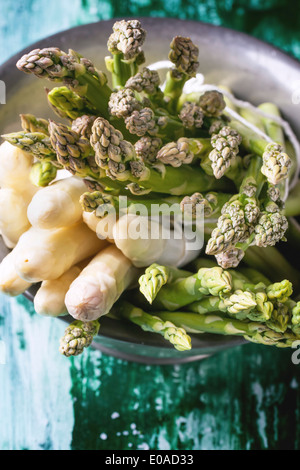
(34, 265, 82, 317)
(0, 186, 37, 247)
(112, 214, 201, 268)
(65, 245, 139, 321)
(112, 214, 165, 267)
(27, 177, 87, 230)
(0, 251, 32, 296)
(12, 222, 107, 282)
(0, 141, 34, 188)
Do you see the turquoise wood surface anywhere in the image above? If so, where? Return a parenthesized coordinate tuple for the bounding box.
(1, 0, 300, 451)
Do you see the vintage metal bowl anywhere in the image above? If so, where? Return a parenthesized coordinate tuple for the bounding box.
(0, 18, 299, 364)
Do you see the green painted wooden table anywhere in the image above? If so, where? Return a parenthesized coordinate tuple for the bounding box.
(1, 0, 300, 451)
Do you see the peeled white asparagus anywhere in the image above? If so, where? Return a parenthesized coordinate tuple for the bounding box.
(0, 252, 32, 296)
(1, 234, 15, 250)
(12, 222, 107, 282)
(112, 214, 202, 268)
(0, 142, 34, 189)
(27, 177, 87, 230)
(83, 211, 115, 242)
(0, 186, 37, 247)
(34, 265, 82, 317)
(65, 245, 139, 321)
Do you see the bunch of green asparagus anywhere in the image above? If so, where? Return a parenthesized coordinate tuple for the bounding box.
(1, 18, 300, 357)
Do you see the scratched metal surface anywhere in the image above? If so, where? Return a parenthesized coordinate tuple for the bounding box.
(0, 0, 300, 451)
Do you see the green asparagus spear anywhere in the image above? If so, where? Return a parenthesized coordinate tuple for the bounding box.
(90, 116, 233, 195)
(46, 86, 97, 120)
(1, 130, 58, 163)
(16, 47, 112, 119)
(106, 19, 146, 88)
(150, 267, 232, 311)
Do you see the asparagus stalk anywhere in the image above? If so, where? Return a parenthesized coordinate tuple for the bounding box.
(16, 47, 112, 119)
(59, 320, 100, 357)
(243, 245, 300, 293)
(164, 36, 199, 113)
(105, 19, 146, 88)
(257, 102, 296, 201)
(12, 223, 107, 282)
(20, 113, 49, 134)
(192, 256, 293, 307)
(149, 266, 232, 311)
(71, 115, 97, 139)
(178, 101, 204, 131)
(285, 217, 300, 250)
(138, 264, 192, 304)
(0, 185, 37, 247)
(1, 131, 58, 164)
(205, 158, 262, 258)
(237, 267, 271, 285)
(48, 120, 127, 192)
(157, 310, 299, 348)
(29, 161, 57, 186)
(112, 213, 202, 268)
(34, 265, 82, 317)
(80, 190, 230, 220)
(228, 119, 292, 185)
(125, 67, 165, 108)
(82, 211, 115, 243)
(187, 290, 259, 320)
(238, 108, 265, 132)
(258, 103, 285, 146)
(108, 89, 184, 140)
(285, 180, 300, 217)
(27, 177, 87, 230)
(46, 86, 97, 120)
(80, 191, 180, 217)
(116, 301, 192, 352)
(90, 117, 232, 195)
(156, 137, 211, 167)
(0, 252, 32, 297)
(65, 245, 139, 321)
(134, 136, 163, 165)
(0, 142, 34, 188)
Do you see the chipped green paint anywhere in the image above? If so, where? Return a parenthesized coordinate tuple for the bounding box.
(1, 0, 300, 451)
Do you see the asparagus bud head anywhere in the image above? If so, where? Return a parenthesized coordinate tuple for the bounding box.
(261, 143, 292, 185)
(59, 320, 100, 357)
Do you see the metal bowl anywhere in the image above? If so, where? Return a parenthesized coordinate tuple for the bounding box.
(0, 18, 299, 364)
